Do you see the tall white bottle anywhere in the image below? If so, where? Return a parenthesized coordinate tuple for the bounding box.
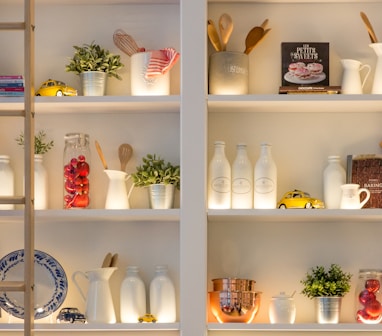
(150, 265, 176, 323)
(0, 155, 14, 210)
(254, 143, 277, 209)
(323, 155, 346, 209)
(34, 154, 48, 210)
(120, 266, 146, 323)
(208, 141, 231, 209)
(232, 143, 253, 209)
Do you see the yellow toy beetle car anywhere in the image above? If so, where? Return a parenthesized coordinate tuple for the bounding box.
(138, 314, 157, 323)
(36, 79, 77, 96)
(277, 189, 325, 209)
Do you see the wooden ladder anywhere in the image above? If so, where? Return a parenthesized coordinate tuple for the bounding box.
(0, 1, 35, 336)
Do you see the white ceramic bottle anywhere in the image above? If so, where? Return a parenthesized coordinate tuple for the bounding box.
(232, 143, 253, 209)
(254, 143, 277, 209)
(120, 266, 146, 323)
(34, 154, 48, 210)
(150, 265, 176, 323)
(0, 155, 14, 210)
(208, 141, 231, 209)
(323, 155, 346, 209)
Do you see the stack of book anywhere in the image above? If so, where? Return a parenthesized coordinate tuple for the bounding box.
(0, 75, 24, 97)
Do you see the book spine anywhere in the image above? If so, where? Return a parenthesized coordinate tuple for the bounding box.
(0, 87, 24, 92)
(0, 75, 23, 79)
(0, 82, 24, 88)
(0, 92, 24, 96)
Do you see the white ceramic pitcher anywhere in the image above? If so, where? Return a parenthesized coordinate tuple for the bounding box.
(370, 43, 382, 93)
(72, 267, 117, 323)
(341, 59, 371, 94)
(340, 184, 370, 209)
(104, 169, 132, 209)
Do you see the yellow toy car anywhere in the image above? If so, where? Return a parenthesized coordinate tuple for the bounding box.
(277, 190, 325, 209)
(138, 314, 157, 323)
(36, 79, 77, 96)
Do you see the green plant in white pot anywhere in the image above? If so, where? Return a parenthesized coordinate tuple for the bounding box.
(301, 264, 352, 324)
(131, 154, 180, 209)
(65, 41, 124, 96)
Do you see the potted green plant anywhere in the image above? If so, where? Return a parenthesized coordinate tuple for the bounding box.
(301, 264, 352, 324)
(65, 41, 124, 96)
(15, 130, 54, 210)
(131, 154, 180, 209)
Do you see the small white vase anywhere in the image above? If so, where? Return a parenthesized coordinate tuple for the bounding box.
(34, 154, 48, 210)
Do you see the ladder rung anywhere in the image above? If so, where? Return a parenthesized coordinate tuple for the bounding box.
(0, 22, 25, 30)
(0, 196, 25, 205)
(0, 110, 25, 117)
(0, 281, 25, 292)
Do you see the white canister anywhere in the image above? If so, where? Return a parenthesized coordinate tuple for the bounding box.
(269, 292, 296, 324)
(0, 155, 14, 210)
(130, 52, 170, 96)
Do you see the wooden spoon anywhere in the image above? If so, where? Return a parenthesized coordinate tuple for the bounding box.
(101, 252, 112, 268)
(244, 26, 264, 54)
(110, 253, 119, 267)
(360, 12, 378, 43)
(118, 143, 133, 172)
(219, 13, 233, 51)
(207, 19, 222, 52)
(95, 140, 108, 170)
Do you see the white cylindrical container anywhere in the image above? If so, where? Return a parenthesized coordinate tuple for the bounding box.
(208, 141, 231, 209)
(254, 143, 277, 209)
(0, 155, 14, 210)
(34, 154, 48, 210)
(120, 266, 146, 323)
(232, 143, 253, 209)
(150, 265, 176, 323)
(131, 52, 170, 96)
(323, 155, 346, 209)
(269, 292, 296, 324)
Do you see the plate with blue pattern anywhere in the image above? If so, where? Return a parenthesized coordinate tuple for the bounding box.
(0, 249, 67, 319)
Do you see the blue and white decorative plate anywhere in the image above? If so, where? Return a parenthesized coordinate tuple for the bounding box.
(0, 249, 68, 319)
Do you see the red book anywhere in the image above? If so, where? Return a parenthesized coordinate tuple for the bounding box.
(0, 87, 24, 92)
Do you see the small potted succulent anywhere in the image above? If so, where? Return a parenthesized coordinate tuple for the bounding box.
(131, 154, 180, 209)
(15, 130, 54, 210)
(300, 264, 352, 324)
(65, 41, 124, 96)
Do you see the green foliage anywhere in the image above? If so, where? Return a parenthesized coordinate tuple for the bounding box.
(65, 41, 124, 79)
(300, 264, 352, 299)
(131, 154, 180, 189)
(15, 130, 54, 155)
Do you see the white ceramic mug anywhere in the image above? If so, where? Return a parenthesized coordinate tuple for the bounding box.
(340, 184, 370, 209)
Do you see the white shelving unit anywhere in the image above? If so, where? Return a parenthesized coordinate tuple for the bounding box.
(1, 1, 382, 336)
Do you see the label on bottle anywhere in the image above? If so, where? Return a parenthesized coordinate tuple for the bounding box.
(212, 177, 231, 193)
(255, 177, 275, 193)
(232, 178, 252, 194)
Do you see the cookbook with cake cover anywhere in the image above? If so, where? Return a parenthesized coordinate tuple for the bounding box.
(281, 42, 329, 88)
(346, 154, 382, 208)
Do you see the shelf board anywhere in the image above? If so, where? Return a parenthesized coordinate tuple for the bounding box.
(208, 323, 382, 331)
(208, 208, 382, 223)
(0, 209, 180, 224)
(0, 96, 180, 114)
(0, 322, 180, 331)
(208, 94, 382, 113)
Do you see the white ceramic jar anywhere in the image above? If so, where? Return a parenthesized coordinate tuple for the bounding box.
(269, 292, 296, 324)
